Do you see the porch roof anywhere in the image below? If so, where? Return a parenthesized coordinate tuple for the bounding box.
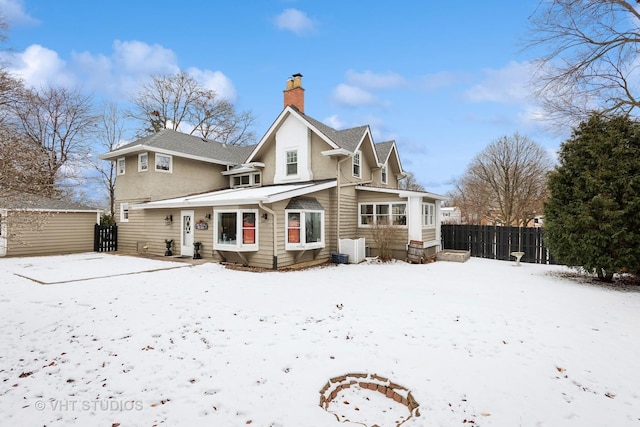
(354, 185, 448, 201)
(131, 180, 337, 210)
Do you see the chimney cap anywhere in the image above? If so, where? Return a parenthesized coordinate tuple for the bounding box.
(292, 73, 303, 78)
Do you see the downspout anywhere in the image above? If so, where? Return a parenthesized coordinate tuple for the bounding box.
(336, 156, 351, 253)
(259, 202, 278, 270)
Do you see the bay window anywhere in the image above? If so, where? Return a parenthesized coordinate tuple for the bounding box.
(215, 210, 258, 250)
(285, 210, 324, 250)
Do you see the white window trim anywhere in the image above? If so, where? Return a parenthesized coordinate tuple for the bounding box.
(381, 163, 388, 184)
(285, 149, 298, 177)
(138, 152, 148, 172)
(422, 202, 436, 228)
(352, 150, 361, 178)
(117, 158, 125, 176)
(213, 209, 259, 252)
(358, 202, 408, 227)
(120, 202, 129, 223)
(230, 172, 261, 188)
(285, 209, 325, 251)
(155, 153, 173, 173)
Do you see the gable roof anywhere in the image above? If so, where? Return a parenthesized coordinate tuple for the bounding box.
(100, 129, 255, 166)
(246, 106, 380, 164)
(375, 140, 403, 173)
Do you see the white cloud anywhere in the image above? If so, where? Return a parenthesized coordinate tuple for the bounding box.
(187, 68, 236, 102)
(345, 70, 406, 90)
(273, 8, 315, 35)
(111, 40, 178, 76)
(7, 40, 237, 104)
(332, 84, 381, 107)
(464, 61, 532, 104)
(8, 44, 75, 87)
(0, 0, 38, 26)
(323, 114, 347, 130)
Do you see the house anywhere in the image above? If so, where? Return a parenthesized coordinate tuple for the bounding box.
(0, 193, 102, 257)
(441, 206, 462, 224)
(100, 74, 446, 269)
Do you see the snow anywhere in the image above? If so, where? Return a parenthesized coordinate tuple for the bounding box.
(1, 253, 639, 426)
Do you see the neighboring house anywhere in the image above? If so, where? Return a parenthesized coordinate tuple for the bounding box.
(441, 206, 462, 224)
(100, 74, 446, 269)
(0, 193, 101, 257)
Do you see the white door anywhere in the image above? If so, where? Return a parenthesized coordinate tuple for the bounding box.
(0, 209, 7, 257)
(180, 210, 194, 257)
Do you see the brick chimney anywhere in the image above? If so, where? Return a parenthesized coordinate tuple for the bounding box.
(283, 73, 304, 113)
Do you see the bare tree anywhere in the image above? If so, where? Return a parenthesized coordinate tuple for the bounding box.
(9, 86, 97, 196)
(527, 0, 640, 127)
(398, 171, 425, 191)
(450, 133, 553, 226)
(89, 101, 127, 217)
(130, 70, 256, 145)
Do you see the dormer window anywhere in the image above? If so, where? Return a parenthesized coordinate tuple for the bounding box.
(381, 163, 388, 184)
(286, 150, 298, 176)
(353, 151, 361, 178)
(231, 173, 261, 188)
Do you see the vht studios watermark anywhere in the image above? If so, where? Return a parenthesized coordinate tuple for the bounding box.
(34, 399, 143, 412)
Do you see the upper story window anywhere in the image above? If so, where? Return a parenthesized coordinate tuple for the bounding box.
(117, 158, 125, 176)
(231, 173, 261, 188)
(422, 203, 435, 227)
(353, 151, 361, 178)
(120, 202, 129, 223)
(214, 210, 258, 251)
(286, 150, 298, 176)
(138, 153, 148, 172)
(155, 153, 172, 173)
(359, 202, 407, 226)
(381, 164, 388, 184)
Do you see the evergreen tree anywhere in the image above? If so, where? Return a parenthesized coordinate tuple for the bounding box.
(545, 114, 640, 282)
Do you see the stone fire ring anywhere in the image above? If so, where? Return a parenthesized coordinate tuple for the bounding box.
(319, 373, 420, 426)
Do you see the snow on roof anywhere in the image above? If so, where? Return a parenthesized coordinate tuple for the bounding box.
(131, 180, 337, 209)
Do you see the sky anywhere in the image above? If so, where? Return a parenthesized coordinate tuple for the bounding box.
(1, 252, 639, 426)
(0, 0, 564, 197)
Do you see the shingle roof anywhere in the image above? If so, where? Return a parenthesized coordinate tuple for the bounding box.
(0, 192, 100, 211)
(375, 140, 395, 163)
(301, 113, 368, 152)
(112, 129, 255, 165)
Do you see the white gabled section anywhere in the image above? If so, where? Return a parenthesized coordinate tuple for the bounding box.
(273, 116, 313, 183)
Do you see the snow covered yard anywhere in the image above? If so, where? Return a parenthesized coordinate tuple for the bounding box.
(0, 253, 639, 427)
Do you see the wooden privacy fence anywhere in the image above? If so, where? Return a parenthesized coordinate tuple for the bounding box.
(94, 224, 118, 252)
(441, 224, 557, 264)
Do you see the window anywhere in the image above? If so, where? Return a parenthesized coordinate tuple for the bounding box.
(120, 203, 129, 223)
(353, 151, 361, 178)
(285, 210, 324, 250)
(215, 210, 258, 250)
(422, 203, 435, 227)
(359, 202, 407, 226)
(381, 164, 387, 184)
(231, 173, 261, 188)
(286, 150, 298, 176)
(117, 158, 125, 176)
(138, 153, 148, 172)
(155, 153, 172, 173)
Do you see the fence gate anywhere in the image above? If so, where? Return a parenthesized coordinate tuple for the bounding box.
(441, 224, 556, 264)
(94, 224, 118, 252)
